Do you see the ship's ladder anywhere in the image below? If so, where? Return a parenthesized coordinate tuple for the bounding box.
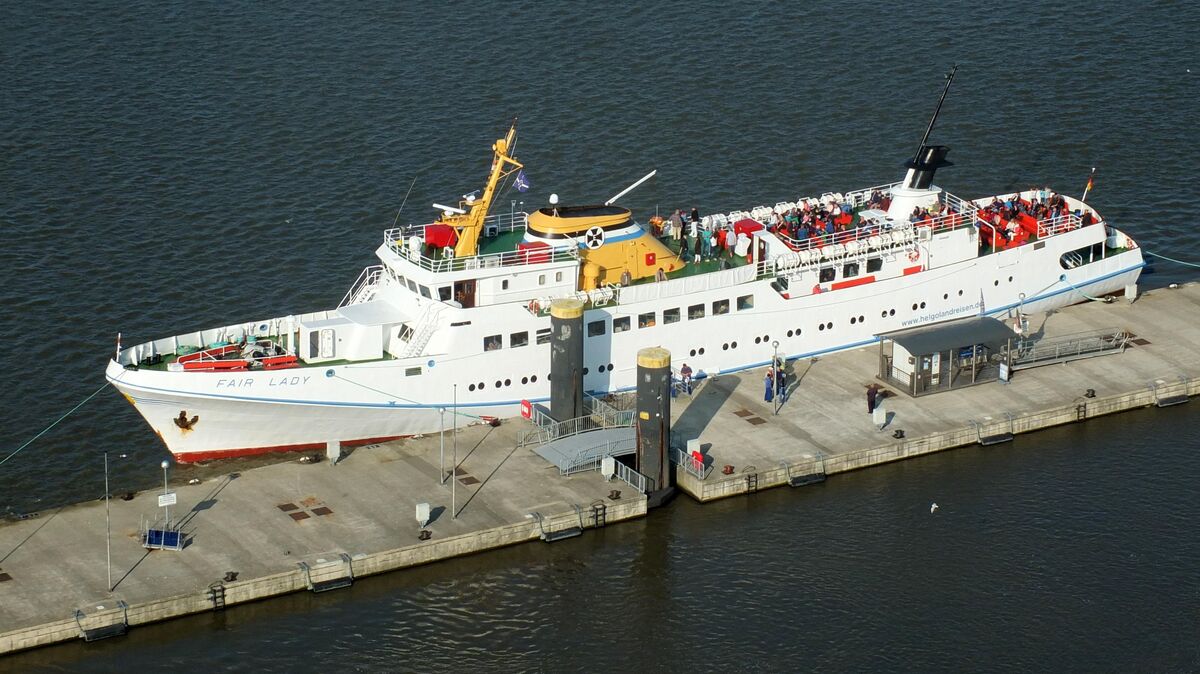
(403, 303, 446, 358)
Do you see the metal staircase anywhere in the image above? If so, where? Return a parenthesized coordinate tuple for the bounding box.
(403, 303, 446, 357)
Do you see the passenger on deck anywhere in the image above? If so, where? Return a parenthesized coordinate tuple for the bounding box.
(689, 207, 701, 237)
(680, 363, 693, 394)
(724, 228, 736, 258)
(703, 230, 714, 258)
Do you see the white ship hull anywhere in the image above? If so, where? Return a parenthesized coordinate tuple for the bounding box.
(108, 215, 1143, 462)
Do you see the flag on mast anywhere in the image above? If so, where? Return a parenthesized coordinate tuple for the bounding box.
(514, 170, 530, 193)
(1082, 167, 1096, 202)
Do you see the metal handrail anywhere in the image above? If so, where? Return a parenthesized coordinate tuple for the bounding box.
(338, 265, 384, 308)
(518, 409, 635, 448)
(670, 446, 710, 480)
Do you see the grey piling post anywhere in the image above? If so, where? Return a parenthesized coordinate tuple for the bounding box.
(549, 298, 585, 423)
(636, 347, 676, 508)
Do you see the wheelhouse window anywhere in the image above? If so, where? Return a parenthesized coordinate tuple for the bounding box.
(664, 308, 681, 324)
(688, 303, 705, 320)
(419, 285, 432, 299)
(438, 286, 452, 301)
(638, 312, 656, 328)
(588, 320, 606, 337)
(536, 328, 552, 345)
(483, 334, 502, 351)
(510, 331, 529, 348)
(613, 316, 631, 333)
(736, 295, 754, 311)
(713, 299, 729, 316)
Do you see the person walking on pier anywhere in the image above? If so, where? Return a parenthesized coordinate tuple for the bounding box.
(764, 366, 775, 403)
(775, 361, 787, 403)
(867, 384, 878, 414)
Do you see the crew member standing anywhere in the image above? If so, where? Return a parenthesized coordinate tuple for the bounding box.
(867, 384, 878, 414)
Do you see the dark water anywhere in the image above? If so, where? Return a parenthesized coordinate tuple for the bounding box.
(2, 0, 1199, 670)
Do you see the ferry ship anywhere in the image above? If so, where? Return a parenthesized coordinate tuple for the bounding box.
(106, 75, 1144, 462)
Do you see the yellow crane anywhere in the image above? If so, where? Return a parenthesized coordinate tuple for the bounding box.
(444, 121, 523, 259)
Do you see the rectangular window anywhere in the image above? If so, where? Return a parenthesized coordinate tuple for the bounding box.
(483, 334, 502, 351)
(713, 299, 729, 315)
(736, 295, 754, 311)
(688, 303, 705, 320)
(866, 257, 883, 273)
(536, 328, 552, 345)
(538, 274, 546, 285)
(588, 320, 606, 337)
(406, 279, 418, 293)
(397, 324, 414, 342)
(664, 308, 680, 324)
(501, 280, 509, 290)
(555, 271, 563, 282)
(419, 285, 432, 299)
(819, 267, 836, 283)
(510, 331, 529, 348)
(613, 316, 631, 333)
(405, 367, 422, 377)
(638, 312, 656, 328)
(438, 286, 452, 301)
(843, 262, 860, 278)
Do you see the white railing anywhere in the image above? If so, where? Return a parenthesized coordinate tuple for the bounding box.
(1037, 213, 1086, 238)
(670, 446, 710, 480)
(338, 265, 384, 308)
(383, 212, 581, 274)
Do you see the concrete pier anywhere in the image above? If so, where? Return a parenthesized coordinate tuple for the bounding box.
(1, 282, 1198, 656)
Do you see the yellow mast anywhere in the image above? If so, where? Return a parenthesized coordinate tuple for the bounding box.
(447, 121, 523, 258)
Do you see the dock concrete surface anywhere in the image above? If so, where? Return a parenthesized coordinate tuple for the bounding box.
(671, 282, 1200, 501)
(0, 420, 646, 655)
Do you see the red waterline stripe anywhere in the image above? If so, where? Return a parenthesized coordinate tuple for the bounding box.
(170, 434, 408, 463)
(903, 265, 923, 275)
(830, 275, 876, 291)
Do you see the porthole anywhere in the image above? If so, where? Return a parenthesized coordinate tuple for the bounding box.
(919, 302, 926, 309)
(858, 315, 864, 323)
(819, 324, 825, 331)
(787, 330, 794, 337)
(478, 382, 485, 390)
(690, 349, 697, 357)
(994, 280, 999, 286)
(763, 335, 769, 342)
(851, 317, 857, 325)
(495, 380, 502, 388)
(912, 303, 918, 311)
(699, 347, 706, 355)
(731, 341, 738, 349)
(958, 289, 963, 296)
(755, 337, 761, 344)
(521, 376, 528, 385)
(1008, 275, 1013, 282)
(889, 309, 895, 316)
(795, 327, 801, 335)
(583, 367, 589, 375)
(881, 310, 888, 318)
(943, 293, 949, 300)
(531, 375, 538, 383)
(722, 343, 729, 351)
(504, 378, 511, 387)
(469, 384, 477, 391)
(607, 363, 613, 371)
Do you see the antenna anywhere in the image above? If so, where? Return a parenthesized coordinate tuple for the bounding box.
(433, 203, 467, 215)
(912, 64, 958, 163)
(605, 170, 657, 206)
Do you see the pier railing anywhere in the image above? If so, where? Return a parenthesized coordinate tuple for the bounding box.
(670, 446, 711, 480)
(517, 408, 635, 448)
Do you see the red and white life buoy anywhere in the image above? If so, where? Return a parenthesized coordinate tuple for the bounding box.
(908, 248, 920, 263)
(528, 299, 541, 314)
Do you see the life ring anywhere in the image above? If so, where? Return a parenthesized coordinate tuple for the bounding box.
(907, 248, 920, 262)
(528, 299, 541, 314)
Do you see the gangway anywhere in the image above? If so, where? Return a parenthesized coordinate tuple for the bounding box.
(1011, 328, 1129, 371)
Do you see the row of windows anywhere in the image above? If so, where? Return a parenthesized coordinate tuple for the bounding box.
(500, 271, 565, 291)
(484, 328, 552, 351)
(468, 374, 542, 392)
(817, 258, 885, 283)
(588, 295, 755, 337)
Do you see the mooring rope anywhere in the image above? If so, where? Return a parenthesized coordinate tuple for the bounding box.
(0, 382, 111, 467)
(1144, 250, 1200, 269)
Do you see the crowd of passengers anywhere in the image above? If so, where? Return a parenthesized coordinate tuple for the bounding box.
(978, 187, 1095, 244)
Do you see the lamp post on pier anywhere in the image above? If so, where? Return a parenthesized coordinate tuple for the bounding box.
(160, 459, 171, 528)
(772, 340, 781, 416)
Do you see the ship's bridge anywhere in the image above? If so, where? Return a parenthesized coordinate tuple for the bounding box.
(373, 211, 580, 310)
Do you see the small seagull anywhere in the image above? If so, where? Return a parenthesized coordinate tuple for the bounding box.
(930, 502, 939, 514)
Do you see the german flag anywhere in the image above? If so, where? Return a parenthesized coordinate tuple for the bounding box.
(1085, 172, 1095, 193)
